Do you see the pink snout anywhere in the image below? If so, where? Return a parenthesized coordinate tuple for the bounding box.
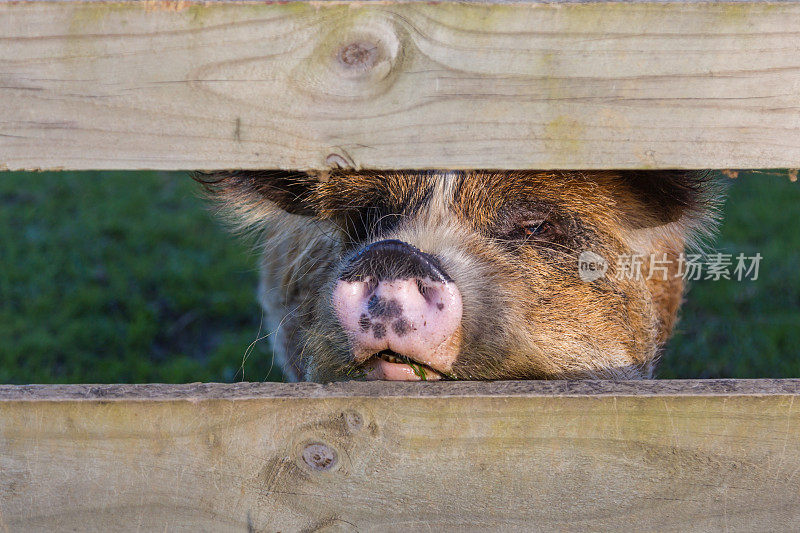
(332, 277, 463, 379)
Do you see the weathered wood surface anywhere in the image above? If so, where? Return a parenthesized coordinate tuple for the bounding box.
(1, 380, 799, 531)
(2, 1, 800, 171)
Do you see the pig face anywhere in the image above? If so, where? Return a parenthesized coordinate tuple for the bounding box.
(197, 170, 718, 381)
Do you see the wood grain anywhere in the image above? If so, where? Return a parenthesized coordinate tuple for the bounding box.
(1, 1, 800, 170)
(0, 380, 799, 531)
(2, 378, 800, 400)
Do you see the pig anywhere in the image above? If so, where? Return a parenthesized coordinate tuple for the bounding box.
(196, 170, 719, 382)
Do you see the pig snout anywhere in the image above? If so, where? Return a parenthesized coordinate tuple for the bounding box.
(332, 240, 462, 380)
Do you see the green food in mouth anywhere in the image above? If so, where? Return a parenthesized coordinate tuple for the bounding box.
(361, 350, 459, 380)
(408, 361, 427, 380)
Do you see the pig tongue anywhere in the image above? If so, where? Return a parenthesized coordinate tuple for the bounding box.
(364, 357, 442, 381)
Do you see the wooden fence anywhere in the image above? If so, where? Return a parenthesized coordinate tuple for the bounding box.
(1, 380, 800, 531)
(2, 0, 800, 170)
(1, 0, 800, 530)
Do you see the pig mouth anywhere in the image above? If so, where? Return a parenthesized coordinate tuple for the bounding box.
(361, 349, 451, 381)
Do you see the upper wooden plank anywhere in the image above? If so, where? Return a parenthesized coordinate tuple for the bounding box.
(1, 379, 800, 400)
(1, 1, 799, 170)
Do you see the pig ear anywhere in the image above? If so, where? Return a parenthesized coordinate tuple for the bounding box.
(616, 170, 723, 250)
(193, 170, 319, 219)
(619, 170, 718, 227)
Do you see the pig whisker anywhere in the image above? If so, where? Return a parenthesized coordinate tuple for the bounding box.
(238, 306, 266, 381)
(246, 303, 305, 382)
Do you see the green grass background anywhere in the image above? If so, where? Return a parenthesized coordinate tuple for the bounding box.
(0, 170, 797, 383)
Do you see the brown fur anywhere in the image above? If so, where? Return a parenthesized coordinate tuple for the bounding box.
(196, 170, 719, 381)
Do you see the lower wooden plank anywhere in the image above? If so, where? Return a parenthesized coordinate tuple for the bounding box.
(0, 380, 799, 531)
(1, 1, 800, 170)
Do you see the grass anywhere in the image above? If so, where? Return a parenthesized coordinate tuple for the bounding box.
(0, 170, 797, 383)
(0, 171, 277, 383)
(660, 170, 800, 378)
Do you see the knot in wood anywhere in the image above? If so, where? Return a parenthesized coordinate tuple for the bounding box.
(343, 410, 363, 433)
(302, 443, 338, 471)
(338, 41, 379, 71)
(326, 153, 351, 169)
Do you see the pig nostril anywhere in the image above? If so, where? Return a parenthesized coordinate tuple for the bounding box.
(415, 278, 440, 304)
(415, 279, 426, 297)
(364, 276, 378, 296)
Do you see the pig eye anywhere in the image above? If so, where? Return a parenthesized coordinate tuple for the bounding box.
(493, 206, 568, 246)
(522, 220, 556, 239)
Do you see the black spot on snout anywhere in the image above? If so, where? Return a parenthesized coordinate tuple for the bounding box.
(367, 296, 402, 319)
(358, 314, 371, 331)
(372, 322, 386, 339)
(392, 318, 410, 336)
